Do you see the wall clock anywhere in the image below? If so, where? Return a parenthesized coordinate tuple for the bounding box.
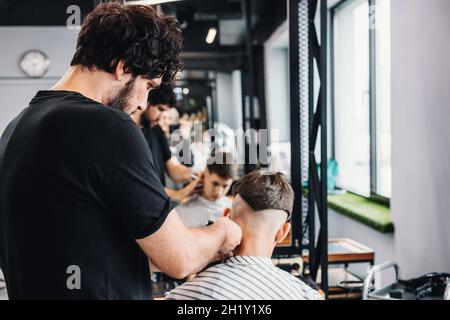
(19, 50, 51, 78)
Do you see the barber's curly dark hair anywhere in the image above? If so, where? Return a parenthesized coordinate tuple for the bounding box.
(71, 3, 183, 82)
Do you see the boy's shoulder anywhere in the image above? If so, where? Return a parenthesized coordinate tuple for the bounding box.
(275, 268, 324, 300)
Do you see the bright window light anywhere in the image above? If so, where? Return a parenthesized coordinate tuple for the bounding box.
(334, 0, 371, 196)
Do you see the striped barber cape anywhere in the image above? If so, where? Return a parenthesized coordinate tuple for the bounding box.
(166, 256, 323, 300)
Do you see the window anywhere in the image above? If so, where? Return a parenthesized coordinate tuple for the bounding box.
(264, 21, 291, 178)
(333, 0, 391, 198)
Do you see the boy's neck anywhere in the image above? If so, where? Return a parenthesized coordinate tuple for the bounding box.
(233, 235, 274, 258)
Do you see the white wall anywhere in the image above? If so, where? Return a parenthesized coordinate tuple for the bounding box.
(391, 0, 450, 277)
(215, 71, 243, 130)
(0, 27, 78, 133)
(264, 21, 290, 143)
(328, 209, 396, 285)
(231, 70, 243, 130)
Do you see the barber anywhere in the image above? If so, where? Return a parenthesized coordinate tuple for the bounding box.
(0, 3, 241, 300)
(131, 85, 199, 202)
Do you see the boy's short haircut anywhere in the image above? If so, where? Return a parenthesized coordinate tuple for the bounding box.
(206, 152, 235, 180)
(148, 84, 176, 107)
(232, 171, 294, 218)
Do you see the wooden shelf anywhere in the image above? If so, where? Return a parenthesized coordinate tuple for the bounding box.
(303, 238, 375, 264)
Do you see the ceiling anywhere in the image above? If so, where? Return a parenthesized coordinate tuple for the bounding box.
(161, 0, 246, 51)
(0, 0, 287, 73)
(0, 0, 94, 25)
(160, 0, 286, 72)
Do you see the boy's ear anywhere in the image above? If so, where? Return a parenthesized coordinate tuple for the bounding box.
(275, 223, 291, 244)
(223, 207, 232, 218)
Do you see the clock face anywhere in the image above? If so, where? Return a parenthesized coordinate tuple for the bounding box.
(19, 50, 51, 78)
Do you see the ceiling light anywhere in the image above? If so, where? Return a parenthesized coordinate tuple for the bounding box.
(205, 27, 218, 44)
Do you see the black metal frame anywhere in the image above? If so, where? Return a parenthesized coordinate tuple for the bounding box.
(285, 0, 303, 258)
(288, 0, 329, 294)
(309, 0, 329, 295)
(240, 0, 259, 174)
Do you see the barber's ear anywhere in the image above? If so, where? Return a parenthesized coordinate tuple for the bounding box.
(223, 208, 232, 218)
(115, 60, 127, 81)
(275, 223, 291, 244)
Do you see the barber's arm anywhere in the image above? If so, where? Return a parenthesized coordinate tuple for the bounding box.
(165, 157, 193, 184)
(164, 173, 201, 202)
(137, 210, 242, 279)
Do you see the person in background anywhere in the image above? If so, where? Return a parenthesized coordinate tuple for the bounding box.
(131, 85, 200, 202)
(167, 171, 323, 300)
(171, 109, 195, 168)
(179, 111, 194, 131)
(158, 107, 179, 139)
(177, 152, 235, 228)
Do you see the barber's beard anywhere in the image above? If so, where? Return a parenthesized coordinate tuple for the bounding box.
(107, 77, 136, 114)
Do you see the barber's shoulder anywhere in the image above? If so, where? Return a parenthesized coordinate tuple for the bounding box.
(87, 113, 145, 156)
(85, 103, 132, 124)
(81, 103, 140, 134)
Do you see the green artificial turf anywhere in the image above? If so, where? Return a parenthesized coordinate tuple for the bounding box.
(328, 193, 394, 233)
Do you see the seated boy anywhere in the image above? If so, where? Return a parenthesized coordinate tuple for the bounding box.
(176, 153, 234, 227)
(166, 171, 323, 300)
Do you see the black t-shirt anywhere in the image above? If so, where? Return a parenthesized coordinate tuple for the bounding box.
(0, 90, 175, 300)
(142, 124, 172, 186)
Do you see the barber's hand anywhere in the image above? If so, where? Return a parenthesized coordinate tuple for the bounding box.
(178, 176, 202, 204)
(213, 217, 242, 260)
